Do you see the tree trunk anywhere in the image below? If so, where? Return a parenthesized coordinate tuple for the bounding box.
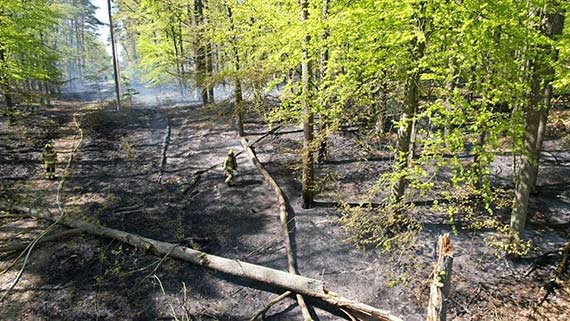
(107, 0, 121, 111)
(207, 43, 215, 103)
(529, 12, 565, 194)
(510, 71, 541, 242)
(239, 137, 314, 321)
(301, 0, 314, 209)
(390, 3, 426, 204)
(317, 0, 330, 165)
(0, 229, 82, 253)
(224, 0, 245, 136)
(473, 130, 487, 189)
(391, 70, 422, 204)
(510, 9, 565, 241)
(194, 0, 208, 106)
(15, 207, 402, 321)
(0, 46, 13, 109)
(426, 234, 454, 321)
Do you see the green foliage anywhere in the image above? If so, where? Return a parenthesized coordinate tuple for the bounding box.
(0, 0, 109, 105)
(338, 201, 421, 252)
(0, 0, 59, 96)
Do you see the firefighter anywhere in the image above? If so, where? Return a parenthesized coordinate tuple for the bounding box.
(223, 148, 238, 186)
(41, 143, 57, 180)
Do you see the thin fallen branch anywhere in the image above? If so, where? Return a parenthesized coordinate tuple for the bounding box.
(0, 228, 82, 253)
(249, 291, 293, 321)
(11, 206, 402, 321)
(247, 125, 283, 148)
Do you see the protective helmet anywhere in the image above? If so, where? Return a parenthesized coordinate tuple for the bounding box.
(228, 148, 234, 155)
(44, 143, 53, 150)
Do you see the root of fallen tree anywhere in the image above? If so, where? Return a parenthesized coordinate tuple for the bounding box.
(8, 206, 402, 321)
(239, 136, 313, 321)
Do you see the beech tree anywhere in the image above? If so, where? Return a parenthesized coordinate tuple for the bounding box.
(510, 2, 566, 243)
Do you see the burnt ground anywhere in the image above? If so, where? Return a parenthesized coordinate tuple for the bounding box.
(0, 100, 569, 321)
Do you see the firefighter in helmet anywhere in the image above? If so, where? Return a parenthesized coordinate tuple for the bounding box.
(41, 142, 57, 180)
(223, 148, 238, 186)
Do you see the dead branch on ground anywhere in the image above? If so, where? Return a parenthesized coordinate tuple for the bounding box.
(249, 291, 293, 321)
(239, 136, 313, 321)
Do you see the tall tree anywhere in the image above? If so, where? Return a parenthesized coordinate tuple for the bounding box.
(300, 0, 314, 209)
(510, 4, 566, 242)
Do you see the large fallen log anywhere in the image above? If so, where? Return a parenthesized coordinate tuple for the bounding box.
(13, 206, 402, 321)
(239, 136, 313, 321)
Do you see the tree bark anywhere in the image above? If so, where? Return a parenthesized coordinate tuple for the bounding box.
(207, 43, 215, 103)
(426, 234, 454, 321)
(107, 0, 121, 111)
(511, 71, 541, 242)
(391, 69, 422, 204)
(510, 9, 565, 241)
(194, 0, 208, 105)
(13, 207, 402, 321)
(390, 3, 426, 204)
(317, 0, 330, 165)
(0, 46, 13, 109)
(224, 0, 245, 136)
(301, 0, 314, 209)
(529, 12, 565, 194)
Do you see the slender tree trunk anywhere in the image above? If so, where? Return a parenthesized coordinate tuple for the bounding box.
(390, 3, 426, 204)
(301, 0, 314, 209)
(207, 43, 215, 102)
(511, 72, 541, 242)
(529, 12, 565, 194)
(391, 70, 421, 204)
(4, 93, 13, 109)
(0, 47, 13, 109)
(107, 0, 121, 111)
(510, 9, 565, 241)
(473, 130, 487, 189)
(194, 0, 208, 105)
(317, 0, 330, 165)
(223, 0, 244, 135)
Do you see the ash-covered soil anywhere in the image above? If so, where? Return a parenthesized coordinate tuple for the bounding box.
(0, 100, 569, 321)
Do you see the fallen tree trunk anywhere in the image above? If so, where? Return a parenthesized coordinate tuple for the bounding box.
(12, 206, 402, 321)
(0, 229, 82, 253)
(239, 136, 313, 321)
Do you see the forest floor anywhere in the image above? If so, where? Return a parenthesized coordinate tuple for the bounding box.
(0, 99, 569, 321)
